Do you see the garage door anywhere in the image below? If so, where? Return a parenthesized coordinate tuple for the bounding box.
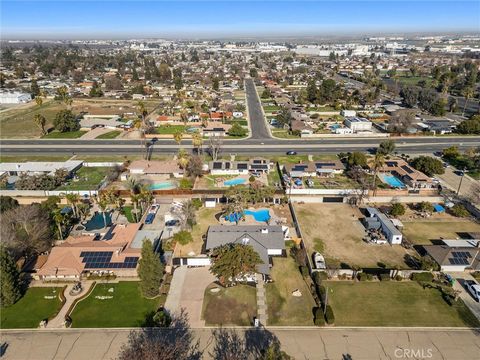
(323, 197, 344, 203)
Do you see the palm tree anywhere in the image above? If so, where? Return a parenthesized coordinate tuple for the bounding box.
(191, 132, 203, 154)
(173, 130, 184, 145)
(177, 148, 189, 169)
(65, 193, 80, 218)
(97, 198, 109, 228)
(136, 101, 149, 159)
(139, 185, 153, 214)
(130, 193, 141, 222)
(53, 209, 65, 241)
(126, 176, 141, 195)
(35, 96, 43, 107)
(462, 87, 474, 117)
(372, 153, 385, 196)
(77, 203, 90, 223)
(33, 113, 47, 136)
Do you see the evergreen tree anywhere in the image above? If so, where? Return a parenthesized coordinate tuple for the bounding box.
(0, 246, 21, 307)
(30, 78, 40, 98)
(138, 239, 163, 298)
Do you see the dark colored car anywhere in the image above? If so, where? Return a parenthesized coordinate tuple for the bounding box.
(165, 220, 179, 227)
(145, 213, 155, 224)
(286, 151, 297, 155)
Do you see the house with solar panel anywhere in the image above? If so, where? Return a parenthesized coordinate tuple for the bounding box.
(423, 239, 480, 272)
(36, 223, 160, 280)
(283, 160, 345, 178)
(208, 158, 271, 176)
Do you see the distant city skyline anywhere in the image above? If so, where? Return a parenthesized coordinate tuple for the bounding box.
(1, 1, 479, 40)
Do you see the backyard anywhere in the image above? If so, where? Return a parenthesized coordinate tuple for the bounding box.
(56, 166, 110, 191)
(324, 281, 480, 327)
(401, 218, 480, 245)
(155, 125, 188, 134)
(71, 282, 161, 328)
(202, 284, 257, 326)
(1, 287, 65, 329)
(295, 203, 415, 268)
(266, 256, 316, 326)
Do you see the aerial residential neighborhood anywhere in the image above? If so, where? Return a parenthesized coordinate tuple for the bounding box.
(0, 1, 480, 359)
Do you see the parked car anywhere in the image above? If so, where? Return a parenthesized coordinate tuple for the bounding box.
(465, 280, 480, 302)
(286, 150, 297, 155)
(165, 219, 179, 227)
(305, 179, 314, 188)
(145, 213, 155, 224)
(312, 252, 326, 270)
(149, 204, 159, 214)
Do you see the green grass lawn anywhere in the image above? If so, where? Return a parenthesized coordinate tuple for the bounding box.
(271, 130, 300, 139)
(267, 167, 281, 186)
(43, 130, 87, 139)
(155, 125, 188, 134)
(56, 166, 110, 190)
(324, 281, 480, 327)
(121, 206, 139, 223)
(307, 106, 336, 112)
(266, 256, 316, 326)
(1, 287, 64, 329)
(71, 282, 160, 328)
(95, 130, 121, 139)
(263, 105, 281, 112)
(202, 284, 257, 326)
(402, 220, 480, 245)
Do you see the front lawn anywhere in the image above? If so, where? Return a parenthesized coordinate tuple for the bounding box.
(263, 105, 281, 112)
(56, 166, 110, 190)
(1, 287, 64, 329)
(324, 281, 479, 327)
(402, 220, 480, 245)
(96, 130, 121, 139)
(121, 206, 139, 223)
(202, 284, 257, 326)
(71, 282, 160, 328)
(43, 130, 87, 139)
(266, 256, 316, 326)
(271, 130, 300, 139)
(155, 125, 187, 134)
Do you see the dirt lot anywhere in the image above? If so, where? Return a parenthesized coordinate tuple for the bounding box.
(295, 203, 416, 269)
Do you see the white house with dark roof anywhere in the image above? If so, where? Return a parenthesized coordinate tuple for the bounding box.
(209, 158, 271, 176)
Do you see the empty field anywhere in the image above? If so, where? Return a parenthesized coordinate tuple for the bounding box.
(402, 220, 480, 245)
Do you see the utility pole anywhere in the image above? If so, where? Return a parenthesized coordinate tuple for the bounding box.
(456, 168, 466, 196)
(324, 285, 329, 315)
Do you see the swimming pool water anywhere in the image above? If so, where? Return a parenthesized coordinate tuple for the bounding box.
(85, 212, 112, 231)
(381, 174, 405, 188)
(224, 178, 247, 186)
(149, 181, 176, 190)
(225, 209, 271, 223)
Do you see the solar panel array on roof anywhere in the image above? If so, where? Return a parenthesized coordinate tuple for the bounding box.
(448, 257, 470, 265)
(237, 163, 248, 169)
(251, 164, 268, 169)
(80, 251, 139, 269)
(315, 162, 336, 168)
(400, 165, 414, 174)
(253, 159, 263, 164)
(225, 162, 231, 169)
(452, 251, 472, 258)
(213, 162, 222, 169)
(293, 165, 308, 171)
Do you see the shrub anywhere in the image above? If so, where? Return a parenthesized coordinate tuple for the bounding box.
(179, 178, 193, 189)
(358, 272, 369, 281)
(316, 284, 326, 303)
(173, 230, 193, 245)
(390, 203, 405, 217)
(395, 275, 403, 281)
(450, 204, 469, 218)
(325, 305, 335, 324)
(418, 201, 434, 213)
(379, 273, 391, 281)
(313, 271, 328, 285)
(411, 272, 434, 282)
(191, 198, 202, 209)
(314, 307, 325, 326)
(299, 266, 309, 278)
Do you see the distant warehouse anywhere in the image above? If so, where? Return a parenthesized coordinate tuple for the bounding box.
(0, 91, 32, 104)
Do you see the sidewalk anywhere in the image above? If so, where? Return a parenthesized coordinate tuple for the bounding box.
(255, 273, 268, 326)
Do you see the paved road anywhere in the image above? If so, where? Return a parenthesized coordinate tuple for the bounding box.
(1, 137, 479, 155)
(245, 77, 271, 139)
(1, 328, 479, 360)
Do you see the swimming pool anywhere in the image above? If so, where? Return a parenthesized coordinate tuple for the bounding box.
(225, 209, 271, 223)
(380, 174, 406, 188)
(224, 178, 247, 186)
(149, 181, 176, 190)
(85, 212, 112, 231)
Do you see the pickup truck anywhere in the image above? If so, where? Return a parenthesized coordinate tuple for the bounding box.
(465, 280, 480, 302)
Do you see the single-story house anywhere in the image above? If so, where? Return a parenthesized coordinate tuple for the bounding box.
(209, 158, 271, 176)
(205, 225, 286, 276)
(377, 159, 434, 189)
(0, 160, 83, 177)
(36, 223, 156, 280)
(344, 117, 372, 132)
(283, 160, 344, 178)
(128, 160, 184, 178)
(423, 239, 480, 271)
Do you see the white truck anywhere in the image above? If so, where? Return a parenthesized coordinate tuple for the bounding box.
(465, 280, 480, 302)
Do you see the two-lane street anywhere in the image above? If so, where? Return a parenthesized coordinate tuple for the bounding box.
(245, 77, 271, 139)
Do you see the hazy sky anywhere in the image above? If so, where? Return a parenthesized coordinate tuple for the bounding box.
(1, 1, 479, 39)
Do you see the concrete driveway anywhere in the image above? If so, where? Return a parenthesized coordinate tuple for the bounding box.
(164, 266, 215, 327)
(438, 166, 478, 200)
(447, 272, 480, 321)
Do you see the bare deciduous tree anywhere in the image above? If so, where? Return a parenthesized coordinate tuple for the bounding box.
(208, 135, 223, 161)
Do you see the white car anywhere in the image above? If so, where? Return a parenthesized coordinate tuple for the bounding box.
(313, 252, 326, 270)
(465, 280, 480, 302)
(149, 204, 159, 214)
